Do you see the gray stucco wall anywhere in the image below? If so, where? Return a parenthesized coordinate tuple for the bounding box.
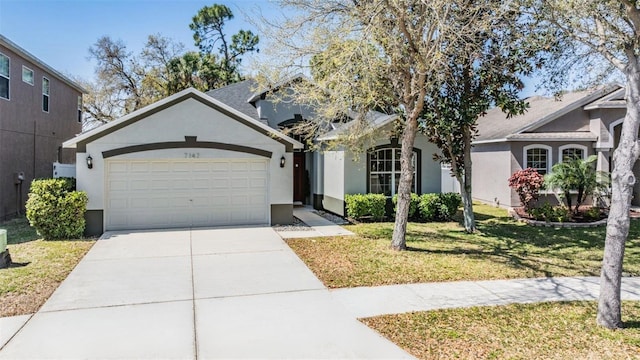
(534, 107, 590, 132)
(471, 142, 513, 207)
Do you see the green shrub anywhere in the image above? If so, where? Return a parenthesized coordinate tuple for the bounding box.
(584, 206, 603, 221)
(392, 193, 420, 219)
(528, 203, 570, 222)
(345, 193, 387, 221)
(26, 178, 88, 239)
(418, 192, 461, 221)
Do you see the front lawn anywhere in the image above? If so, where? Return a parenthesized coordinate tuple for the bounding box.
(363, 301, 640, 359)
(0, 218, 94, 317)
(286, 204, 640, 288)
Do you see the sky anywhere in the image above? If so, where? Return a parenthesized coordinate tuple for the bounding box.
(0, 0, 281, 81)
(0, 0, 540, 97)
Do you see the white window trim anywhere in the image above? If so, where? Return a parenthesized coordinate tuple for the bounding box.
(523, 144, 552, 174)
(558, 144, 588, 162)
(369, 148, 417, 196)
(0, 52, 9, 101)
(22, 65, 34, 85)
(42, 76, 50, 113)
(77, 95, 83, 123)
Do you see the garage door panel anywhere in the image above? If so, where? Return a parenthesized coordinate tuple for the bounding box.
(106, 159, 269, 230)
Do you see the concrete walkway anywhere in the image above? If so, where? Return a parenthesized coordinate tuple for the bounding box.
(331, 276, 640, 318)
(0, 227, 410, 359)
(278, 206, 354, 239)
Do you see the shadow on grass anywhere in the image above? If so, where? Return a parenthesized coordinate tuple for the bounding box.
(1, 217, 39, 245)
(623, 320, 640, 329)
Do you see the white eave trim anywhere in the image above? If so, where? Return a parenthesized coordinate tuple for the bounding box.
(316, 113, 397, 142)
(63, 88, 303, 149)
(472, 138, 508, 145)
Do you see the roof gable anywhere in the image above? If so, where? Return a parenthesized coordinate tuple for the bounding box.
(63, 88, 303, 151)
(475, 84, 622, 143)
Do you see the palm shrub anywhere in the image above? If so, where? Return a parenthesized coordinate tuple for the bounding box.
(26, 178, 88, 239)
(544, 155, 609, 213)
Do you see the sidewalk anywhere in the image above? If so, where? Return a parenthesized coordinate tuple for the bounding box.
(277, 206, 354, 238)
(331, 276, 640, 318)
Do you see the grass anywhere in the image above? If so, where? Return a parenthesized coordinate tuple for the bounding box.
(286, 203, 640, 288)
(0, 217, 94, 317)
(363, 301, 640, 359)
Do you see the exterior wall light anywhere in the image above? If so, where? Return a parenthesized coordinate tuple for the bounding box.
(280, 156, 286, 168)
(86, 155, 93, 169)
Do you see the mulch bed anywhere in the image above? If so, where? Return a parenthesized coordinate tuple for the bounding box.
(514, 206, 607, 223)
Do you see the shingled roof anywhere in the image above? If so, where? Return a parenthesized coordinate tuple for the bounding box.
(206, 79, 264, 124)
(475, 84, 622, 143)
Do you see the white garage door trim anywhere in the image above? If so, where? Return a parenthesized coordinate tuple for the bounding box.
(105, 158, 270, 230)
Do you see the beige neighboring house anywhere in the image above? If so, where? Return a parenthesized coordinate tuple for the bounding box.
(0, 34, 86, 220)
(472, 84, 629, 208)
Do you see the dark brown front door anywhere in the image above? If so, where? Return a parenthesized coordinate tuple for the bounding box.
(293, 152, 305, 203)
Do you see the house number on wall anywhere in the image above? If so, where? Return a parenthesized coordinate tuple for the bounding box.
(184, 152, 200, 158)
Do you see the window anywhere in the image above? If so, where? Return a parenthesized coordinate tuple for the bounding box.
(523, 145, 552, 175)
(0, 53, 8, 100)
(22, 66, 33, 85)
(369, 148, 418, 196)
(559, 144, 587, 162)
(77, 96, 82, 122)
(42, 77, 50, 112)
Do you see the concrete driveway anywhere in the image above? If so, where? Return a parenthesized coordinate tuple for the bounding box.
(0, 227, 411, 359)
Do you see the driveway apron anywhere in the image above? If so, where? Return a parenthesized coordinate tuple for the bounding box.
(0, 227, 411, 359)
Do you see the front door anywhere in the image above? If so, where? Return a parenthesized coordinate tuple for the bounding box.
(293, 152, 305, 203)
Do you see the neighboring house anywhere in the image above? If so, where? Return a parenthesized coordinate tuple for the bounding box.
(63, 78, 444, 235)
(0, 35, 86, 220)
(472, 84, 629, 208)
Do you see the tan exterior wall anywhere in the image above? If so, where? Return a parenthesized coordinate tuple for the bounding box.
(0, 43, 82, 219)
(534, 107, 590, 132)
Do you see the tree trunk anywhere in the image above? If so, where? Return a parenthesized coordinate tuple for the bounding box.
(391, 117, 419, 250)
(459, 126, 475, 232)
(597, 74, 640, 329)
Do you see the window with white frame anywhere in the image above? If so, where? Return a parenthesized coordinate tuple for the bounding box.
(369, 148, 417, 196)
(42, 77, 50, 112)
(0, 53, 9, 100)
(524, 145, 552, 175)
(22, 66, 33, 85)
(77, 96, 82, 122)
(559, 144, 587, 162)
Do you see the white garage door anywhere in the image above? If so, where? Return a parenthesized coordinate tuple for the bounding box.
(105, 159, 269, 230)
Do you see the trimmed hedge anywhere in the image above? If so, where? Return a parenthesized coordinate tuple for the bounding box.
(347, 192, 461, 222)
(345, 193, 387, 221)
(26, 178, 88, 240)
(418, 192, 461, 221)
(392, 193, 420, 219)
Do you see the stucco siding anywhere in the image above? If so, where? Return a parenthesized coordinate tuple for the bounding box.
(77, 98, 292, 213)
(322, 150, 345, 215)
(471, 143, 513, 207)
(534, 107, 590, 132)
(257, 91, 317, 128)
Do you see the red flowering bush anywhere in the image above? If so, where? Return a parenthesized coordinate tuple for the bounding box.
(508, 168, 545, 210)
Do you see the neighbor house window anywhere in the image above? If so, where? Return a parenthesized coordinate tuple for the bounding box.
(523, 145, 552, 175)
(0, 53, 9, 100)
(22, 66, 33, 85)
(559, 144, 587, 162)
(42, 77, 50, 112)
(77, 96, 82, 122)
(369, 148, 418, 196)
